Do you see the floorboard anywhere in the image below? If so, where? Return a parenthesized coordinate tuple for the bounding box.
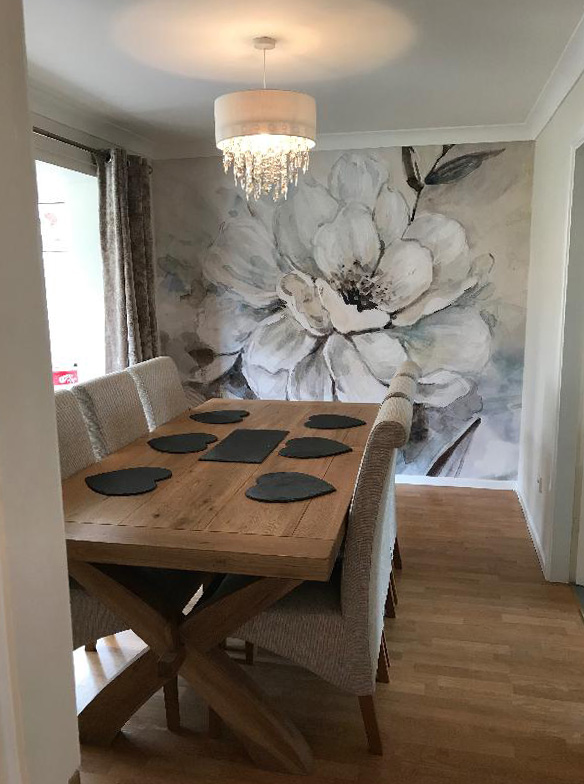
(75, 486, 584, 784)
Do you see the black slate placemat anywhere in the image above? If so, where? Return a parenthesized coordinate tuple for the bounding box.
(279, 437, 353, 459)
(305, 413, 366, 430)
(85, 467, 172, 497)
(200, 429, 289, 464)
(245, 472, 336, 503)
(148, 433, 217, 454)
(190, 409, 250, 424)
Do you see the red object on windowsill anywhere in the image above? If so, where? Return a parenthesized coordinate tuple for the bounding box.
(53, 369, 78, 387)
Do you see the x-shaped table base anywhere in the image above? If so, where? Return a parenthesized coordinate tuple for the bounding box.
(69, 561, 313, 775)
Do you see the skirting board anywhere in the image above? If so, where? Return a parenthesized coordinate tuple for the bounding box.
(516, 486, 547, 576)
(396, 475, 515, 490)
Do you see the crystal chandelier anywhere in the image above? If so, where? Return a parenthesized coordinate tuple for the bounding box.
(214, 37, 316, 201)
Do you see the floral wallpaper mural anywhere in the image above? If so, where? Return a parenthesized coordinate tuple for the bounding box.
(152, 142, 533, 480)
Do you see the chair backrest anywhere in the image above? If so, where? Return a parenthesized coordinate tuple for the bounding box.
(128, 356, 188, 430)
(54, 388, 96, 479)
(71, 370, 149, 458)
(341, 361, 419, 691)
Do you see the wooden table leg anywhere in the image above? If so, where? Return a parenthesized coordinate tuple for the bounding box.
(78, 648, 172, 745)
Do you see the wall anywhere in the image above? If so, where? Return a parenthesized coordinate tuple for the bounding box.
(519, 69, 584, 580)
(153, 142, 533, 481)
(0, 0, 80, 782)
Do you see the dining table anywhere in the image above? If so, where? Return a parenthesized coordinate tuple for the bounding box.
(63, 397, 379, 775)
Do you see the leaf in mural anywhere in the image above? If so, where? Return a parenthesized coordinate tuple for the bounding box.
(402, 146, 424, 193)
(425, 149, 504, 185)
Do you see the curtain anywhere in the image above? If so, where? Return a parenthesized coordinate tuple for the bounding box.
(97, 148, 159, 372)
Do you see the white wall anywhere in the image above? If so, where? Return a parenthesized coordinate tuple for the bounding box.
(518, 70, 584, 581)
(0, 1, 80, 782)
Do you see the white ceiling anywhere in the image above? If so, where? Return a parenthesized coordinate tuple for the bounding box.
(23, 0, 584, 156)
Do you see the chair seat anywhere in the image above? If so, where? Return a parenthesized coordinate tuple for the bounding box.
(69, 586, 127, 650)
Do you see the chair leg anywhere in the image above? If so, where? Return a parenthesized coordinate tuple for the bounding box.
(245, 641, 255, 666)
(393, 539, 403, 570)
(163, 677, 181, 732)
(376, 632, 390, 684)
(208, 708, 223, 738)
(85, 641, 97, 652)
(384, 582, 396, 618)
(358, 695, 383, 755)
(389, 572, 398, 606)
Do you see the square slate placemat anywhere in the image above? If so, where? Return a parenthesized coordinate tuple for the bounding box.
(200, 428, 289, 464)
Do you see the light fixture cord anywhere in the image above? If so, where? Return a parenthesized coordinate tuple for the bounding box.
(263, 48, 267, 89)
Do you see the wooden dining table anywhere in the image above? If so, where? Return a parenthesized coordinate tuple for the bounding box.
(63, 398, 379, 774)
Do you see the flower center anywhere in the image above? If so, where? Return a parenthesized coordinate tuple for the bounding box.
(330, 261, 389, 313)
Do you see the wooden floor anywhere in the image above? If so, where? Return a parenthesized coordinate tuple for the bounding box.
(76, 487, 584, 784)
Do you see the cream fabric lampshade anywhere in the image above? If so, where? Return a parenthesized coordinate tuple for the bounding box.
(214, 89, 316, 146)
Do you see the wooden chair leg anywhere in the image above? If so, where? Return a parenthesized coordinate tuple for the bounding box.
(208, 708, 223, 738)
(384, 583, 396, 618)
(163, 677, 181, 732)
(85, 641, 97, 652)
(245, 641, 255, 666)
(376, 632, 390, 684)
(393, 539, 403, 570)
(358, 695, 383, 755)
(389, 572, 398, 606)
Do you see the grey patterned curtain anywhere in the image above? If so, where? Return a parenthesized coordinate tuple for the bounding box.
(97, 148, 159, 372)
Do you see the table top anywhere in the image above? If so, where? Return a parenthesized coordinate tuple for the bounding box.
(64, 399, 378, 581)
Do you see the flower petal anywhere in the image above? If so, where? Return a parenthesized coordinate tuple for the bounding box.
(202, 217, 285, 308)
(405, 213, 470, 284)
(323, 333, 388, 402)
(329, 153, 389, 209)
(274, 177, 339, 277)
(351, 332, 407, 383)
(317, 279, 390, 335)
(374, 186, 410, 247)
(391, 276, 478, 326)
(375, 239, 432, 313)
(192, 353, 239, 384)
(313, 203, 381, 280)
(278, 271, 332, 336)
(242, 361, 289, 399)
(288, 347, 334, 401)
(399, 307, 491, 375)
(416, 370, 473, 408)
(196, 291, 265, 354)
(243, 311, 317, 376)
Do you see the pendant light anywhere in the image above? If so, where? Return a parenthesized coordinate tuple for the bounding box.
(214, 37, 316, 201)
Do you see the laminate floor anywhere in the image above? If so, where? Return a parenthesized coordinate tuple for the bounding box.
(76, 487, 584, 784)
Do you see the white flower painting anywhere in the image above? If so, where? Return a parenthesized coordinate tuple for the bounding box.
(153, 143, 533, 479)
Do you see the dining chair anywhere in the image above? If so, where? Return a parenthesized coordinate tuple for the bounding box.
(55, 388, 128, 651)
(221, 392, 415, 756)
(71, 369, 149, 459)
(129, 356, 190, 430)
(55, 387, 182, 730)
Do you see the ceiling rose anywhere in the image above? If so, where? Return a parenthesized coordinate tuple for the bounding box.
(215, 37, 316, 201)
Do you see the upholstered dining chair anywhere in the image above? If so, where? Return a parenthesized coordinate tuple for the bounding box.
(222, 391, 415, 756)
(129, 356, 189, 430)
(55, 387, 182, 730)
(71, 369, 149, 459)
(55, 388, 127, 651)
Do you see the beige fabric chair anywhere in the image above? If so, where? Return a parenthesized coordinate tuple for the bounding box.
(229, 389, 415, 755)
(71, 369, 149, 458)
(129, 356, 189, 430)
(54, 388, 127, 650)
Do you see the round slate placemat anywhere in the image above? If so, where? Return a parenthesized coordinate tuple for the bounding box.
(190, 410, 250, 424)
(279, 437, 352, 459)
(245, 472, 336, 503)
(305, 413, 366, 430)
(148, 433, 217, 454)
(85, 466, 172, 496)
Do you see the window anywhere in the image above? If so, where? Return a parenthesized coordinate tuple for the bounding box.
(35, 161, 105, 386)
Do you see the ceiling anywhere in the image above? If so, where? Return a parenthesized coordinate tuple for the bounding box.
(23, 0, 584, 156)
